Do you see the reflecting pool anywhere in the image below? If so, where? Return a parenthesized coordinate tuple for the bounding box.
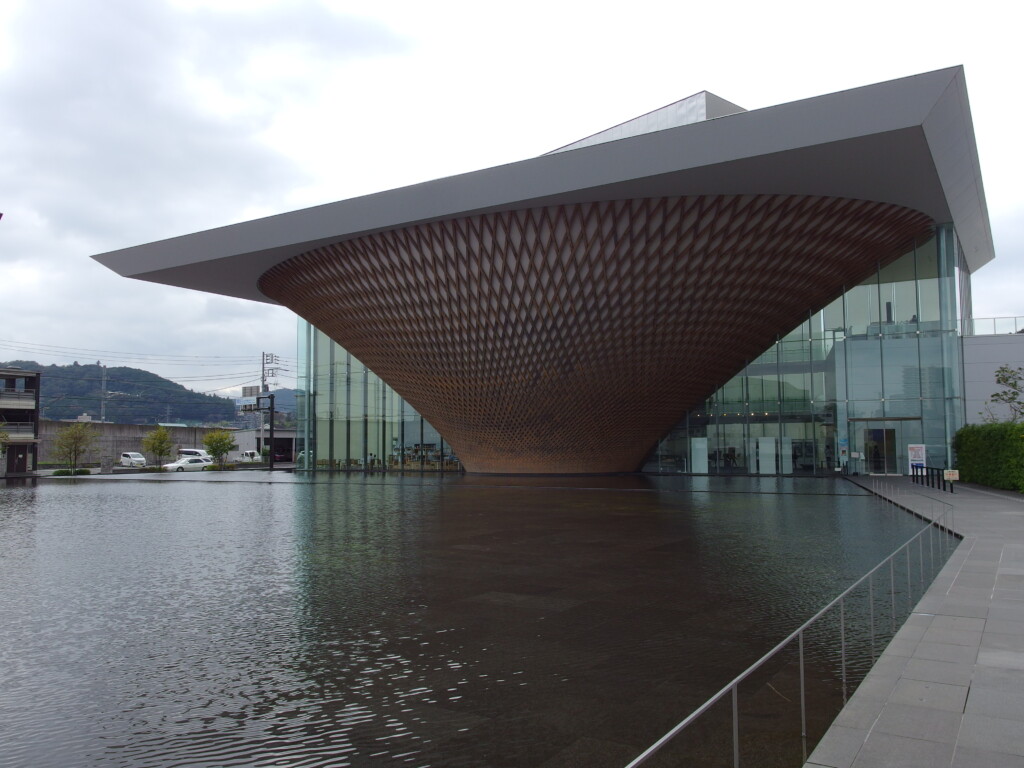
(0, 475, 952, 767)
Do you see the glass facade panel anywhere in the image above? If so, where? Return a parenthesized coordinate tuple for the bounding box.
(672, 225, 965, 476)
(295, 330, 462, 473)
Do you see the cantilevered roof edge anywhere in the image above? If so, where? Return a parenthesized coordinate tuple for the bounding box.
(91, 66, 993, 303)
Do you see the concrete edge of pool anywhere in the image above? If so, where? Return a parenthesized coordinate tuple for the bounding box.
(805, 478, 1024, 768)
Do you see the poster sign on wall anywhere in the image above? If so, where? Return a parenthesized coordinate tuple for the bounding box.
(908, 444, 926, 473)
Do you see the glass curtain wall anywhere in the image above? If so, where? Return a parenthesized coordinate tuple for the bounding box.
(647, 225, 967, 476)
(295, 321, 459, 472)
(298, 225, 967, 476)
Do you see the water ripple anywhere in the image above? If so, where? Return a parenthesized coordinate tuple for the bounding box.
(0, 477, 951, 767)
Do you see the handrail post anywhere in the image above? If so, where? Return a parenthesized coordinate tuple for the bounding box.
(868, 573, 875, 662)
(906, 546, 913, 611)
(732, 685, 740, 768)
(919, 536, 924, 592)
(929, 510, 935, 575)
(840, 597, 847, 704)
(890, 558, 896, 632)
(799, 631, 807, 763)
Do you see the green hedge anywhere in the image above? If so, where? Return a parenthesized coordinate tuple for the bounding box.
(954, 422, 1024, 492)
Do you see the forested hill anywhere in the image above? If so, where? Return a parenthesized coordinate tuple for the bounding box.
(2, 360, 236, 424)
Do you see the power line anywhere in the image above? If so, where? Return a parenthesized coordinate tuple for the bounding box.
(0, 338, 297, 365)
(27, 370, 266, 385)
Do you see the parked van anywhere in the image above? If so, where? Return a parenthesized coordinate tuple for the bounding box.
(119, 452, 146, 468)
(238, 450, 261, 463)
(177, 448, 211, 460)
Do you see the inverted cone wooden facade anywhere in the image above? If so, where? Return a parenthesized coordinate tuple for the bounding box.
(259, 195, 933, 474)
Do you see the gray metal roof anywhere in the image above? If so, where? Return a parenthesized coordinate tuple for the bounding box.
(545, 90, 747, 154)
(92, 66, 994, 305)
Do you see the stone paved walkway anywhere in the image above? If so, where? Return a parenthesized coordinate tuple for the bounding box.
(806, 477, 1024, 768)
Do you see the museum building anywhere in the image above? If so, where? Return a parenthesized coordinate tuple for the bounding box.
(94, 67, 994, 475)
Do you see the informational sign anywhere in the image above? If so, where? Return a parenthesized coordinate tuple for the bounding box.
(944, 469, 960, 482)
(242, 386, 260, 398)
(908, 444, 926, 469)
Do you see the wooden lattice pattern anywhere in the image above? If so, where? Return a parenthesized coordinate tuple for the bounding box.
(258, 195, 933, 473)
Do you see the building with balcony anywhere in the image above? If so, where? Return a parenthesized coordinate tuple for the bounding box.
(93, 67, 993, 475)
(1, 366, 41, 475)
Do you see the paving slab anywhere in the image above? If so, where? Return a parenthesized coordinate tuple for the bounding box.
(803, 477, 1024, 768)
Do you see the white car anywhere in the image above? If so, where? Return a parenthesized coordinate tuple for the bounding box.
(177, 449, 212, 460)
(119, 452, 147, 468)
(238, 450, 261, 462)
(162, 457, 209, 472)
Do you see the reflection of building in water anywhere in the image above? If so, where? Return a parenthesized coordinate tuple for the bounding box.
(94, 68, 996, 475)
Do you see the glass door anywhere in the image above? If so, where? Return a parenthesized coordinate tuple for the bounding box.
(857, 421, 903, 475)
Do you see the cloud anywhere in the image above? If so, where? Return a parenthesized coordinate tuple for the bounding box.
(1, 0, 407, 247)
(0, 0, 406, 391)
(0, 0, 1018, 399)
(973, 206, 1024, 321)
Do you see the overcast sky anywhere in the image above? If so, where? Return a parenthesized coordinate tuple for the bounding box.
(1, 0, 1020, 397)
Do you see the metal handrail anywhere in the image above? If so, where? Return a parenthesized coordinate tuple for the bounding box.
(625, 485, 956, 767)
(965, 315, 1024, 336)
(911, 464, 955, 493)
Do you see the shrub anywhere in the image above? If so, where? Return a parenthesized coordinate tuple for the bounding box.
(74, 468, 91, 475)
(953, 422, 1024, 492)
(51, 469, 73, 476)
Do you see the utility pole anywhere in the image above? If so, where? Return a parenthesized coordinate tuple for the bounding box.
(99, 363, 107, 422)
(266, 393, 275, 471)
(260, 352, 279, 461)
(262, 352, 279, 392)
(242, 394, 276, 470)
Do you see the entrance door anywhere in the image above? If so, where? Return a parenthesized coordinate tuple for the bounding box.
(6, 446, 28, 474)
(863, 427, 897, 474)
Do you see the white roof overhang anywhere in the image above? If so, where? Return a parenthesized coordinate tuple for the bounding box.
(92, 66, 993, 305)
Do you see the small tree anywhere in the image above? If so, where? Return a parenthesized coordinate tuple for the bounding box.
(141, 425, 174, 470)
(52, 422, 97, 471)
(981, 364, 1024, 423)
(203, 429, 237, 468)
(0, 428, 9, 464)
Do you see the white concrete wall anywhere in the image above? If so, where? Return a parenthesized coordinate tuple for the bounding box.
(963, 334, 1024, 423)
(39, 421, 231, 466)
